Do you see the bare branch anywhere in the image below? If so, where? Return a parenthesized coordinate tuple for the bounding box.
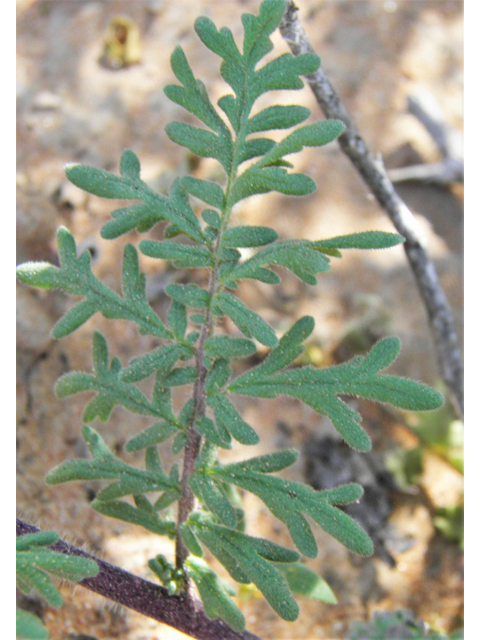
(16, 518, 263, 640)
(279, 1, 463, 419)
(388, 91, 464, 185)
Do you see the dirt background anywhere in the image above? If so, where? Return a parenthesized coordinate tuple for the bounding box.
(16, 1, 463, 639)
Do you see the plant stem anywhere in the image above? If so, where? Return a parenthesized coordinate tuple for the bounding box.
(175, 242, 222, 569)
(16, 519, 262, 640)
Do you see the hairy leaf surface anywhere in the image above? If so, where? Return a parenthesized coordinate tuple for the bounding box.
(230, 337, 444, 451)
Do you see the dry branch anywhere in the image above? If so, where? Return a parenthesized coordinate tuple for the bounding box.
(279, 1, 463, 418)
(388, 91, 464, 185)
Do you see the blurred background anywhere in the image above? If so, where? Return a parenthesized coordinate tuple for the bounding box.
(16, 1, 463, 638)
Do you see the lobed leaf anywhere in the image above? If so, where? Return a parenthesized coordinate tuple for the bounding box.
(165, 45, 231, 136)
(222, 226, 278, 248)
(165, 283, 210, 309)
(190, 474, 238, 527)
(204, 335, 257, 359)
(18, 229, 171, 339)
(189, 516, 300, 621)
(65, 162, 142, 200)
(258, 120, 345, 167)
(125, 422, 179, 452)
(214, 292, 278, 347)
(92, 498, 176, 537)
(312, 231, 405, 252)
(181, 176, 226, 209)
(16, 534, 98, 614)
(185, 557, 245, 631)
(207, 394, 259, 445)
(273, 562, 337, 604)
(225, 240, 331, 287)
(230, 165, 316, 203)
(119, 343, 191, 384)
(67, 151, 205, 243)
(230, 337, 443, 451)
(168, 299, 188, 339)
(238, 316, 314, 385)
(249, 52, 320, 102)
(139, 239, 213, 269)
(212, 461, 373, 558)
(55, 332, 166, 422)
(16, 608, 49, 640)
(165, 122, 231, 170)
(247, 104, 311, 134)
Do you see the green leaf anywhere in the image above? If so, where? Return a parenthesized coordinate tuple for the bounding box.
(312, 231, 405, 252)
(247, 105, 311, 134)
(217, 95, 241, 133)
(120, 343, 190, 383)
(16, 532, 59, 552)
(65, 161, 142, 200)
(18, 229, 171, 339)
(16, 608, 48, 640)
(222, 226, 278, 248)
(67, 151, 205, 243)
(16, 532, 99, 615)
(196, 415, 232, 449)
(165, 45, 231, 137)
(185, 557, 245, 632)
(207, 394, 259, 445)
(205, 358, 231, 393)
(46, 425, 178, 512)
(194, 17, 242, 84)
(182, 177, 225, 209)
(125, 422, 179, 452)
(214, 292, 278, 348)
(92, 498, 176, 537)
(250, 52, 320, 101)
(168, 299, 188, 339)
(165, 122, 231, 170)
(139, 240, 213, 269)
(258, 120, 345, 166)
(190, 473, 238, 526)
(165, 283, 210, 309)
(120, 148, 141, 179)
(163, 366, 197, 387)
(172, 431, 189, 454)
(213, 459, 373, 558)
(202, 209, 221, 229)
(55, 332, 165, 422)
(239, 316, 314, 384)
(220, 448, 299, 475)
(189, 516, 300, 622)
(241, 0, 286, 65)
(95, 473, 172, 501)
(180, 524, 204, 557)
(237, 137, 276, 164)
(272, 562, 337, 604)
(225, 240, 331, 286)
(204, 335, 257, 359)
(230, 337, 443, 451)
(230, 165, 316, 203)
